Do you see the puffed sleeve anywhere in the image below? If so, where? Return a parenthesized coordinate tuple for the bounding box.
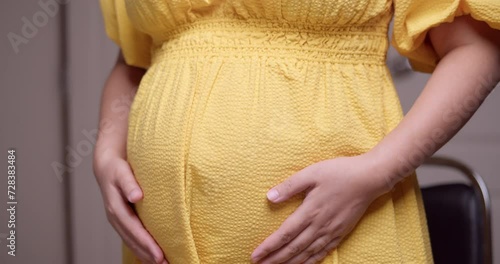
(99, 0, 152, 69)
(391, 0, 500, 73)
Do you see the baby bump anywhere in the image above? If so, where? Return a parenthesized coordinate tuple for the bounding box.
(126, 56, 389, 263)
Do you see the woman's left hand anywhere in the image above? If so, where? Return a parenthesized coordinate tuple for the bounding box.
(250, 153, 391, 264)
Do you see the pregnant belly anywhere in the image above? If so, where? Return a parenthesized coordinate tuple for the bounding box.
(125, 55, 388, 263)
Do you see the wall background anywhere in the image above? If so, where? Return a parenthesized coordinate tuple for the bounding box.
(0, 1, 68, 263)
(0, 0, 499, 263)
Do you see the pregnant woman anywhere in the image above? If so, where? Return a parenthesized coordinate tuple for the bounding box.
(93, 0, 500, 263)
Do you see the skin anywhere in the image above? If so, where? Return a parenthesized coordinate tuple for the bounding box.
(93, 15, 499, 264)
(251, 15, 500, 264)
(93, 54, 168, 264)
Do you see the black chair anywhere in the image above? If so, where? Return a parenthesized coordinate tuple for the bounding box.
(420, 156, 492, 264)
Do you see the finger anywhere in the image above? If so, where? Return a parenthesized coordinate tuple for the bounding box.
(303, 237, 341, 264)
(251, 205, 312, 262)
(114, 222, 157, 264)
(112, 200, 165, 263)
(259, 225, 319, 264)
(283, 235, 332, 264)
(114, 161, 144, 203)
(267, 164, 316, 203)
(108, 186, 166, 264)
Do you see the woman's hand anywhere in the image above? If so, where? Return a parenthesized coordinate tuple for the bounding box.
(93, 51, 168, 264)
(250, 15, 500, 264)
(250, 153, 390, 264)
(93, 149, 168, 264)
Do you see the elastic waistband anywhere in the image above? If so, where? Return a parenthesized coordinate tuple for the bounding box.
(152, 18, 389, 64)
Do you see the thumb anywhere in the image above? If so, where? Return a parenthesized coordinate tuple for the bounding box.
(267, 165, 315, 203)
(115, 163, 143, 203)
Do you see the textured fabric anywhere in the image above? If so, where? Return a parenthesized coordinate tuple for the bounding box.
(98, 0, 497, 263)
(100, 0, 152, 68)
(392, 0, 500, 73)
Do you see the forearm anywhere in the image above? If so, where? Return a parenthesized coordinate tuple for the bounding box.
(95, 52, 146, 161)
(368, 17, 500, 191)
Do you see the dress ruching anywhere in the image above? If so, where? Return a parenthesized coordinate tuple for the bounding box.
(99, 0, 499, 263)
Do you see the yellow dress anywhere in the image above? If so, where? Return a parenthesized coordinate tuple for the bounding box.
(99, 0, 500, 263)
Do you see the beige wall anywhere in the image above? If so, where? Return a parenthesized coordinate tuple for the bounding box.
(1, 1, 499, 263)
(394, 69, 500, 262)
(0, 1, 67, 263)
(66, 0, 122, 263)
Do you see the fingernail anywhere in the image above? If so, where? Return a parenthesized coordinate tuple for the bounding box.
(128, 189, 141, 202)
(267, 189, 279, 201)
(250, 253, 261, 263)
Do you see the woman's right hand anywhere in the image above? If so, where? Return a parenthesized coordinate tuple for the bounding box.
(93, 50, 168, 264)
(93, 149, 168, 264)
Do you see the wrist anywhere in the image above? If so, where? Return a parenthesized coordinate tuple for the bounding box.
(357, 151, 392, 196)
(362, 145, 412, 194)
(93, 140, 126, 169)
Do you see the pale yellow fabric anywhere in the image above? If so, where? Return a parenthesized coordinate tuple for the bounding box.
(99, 0, 152, 68)
(392, 0, 500, 72)
(98, 0, 497, 263)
